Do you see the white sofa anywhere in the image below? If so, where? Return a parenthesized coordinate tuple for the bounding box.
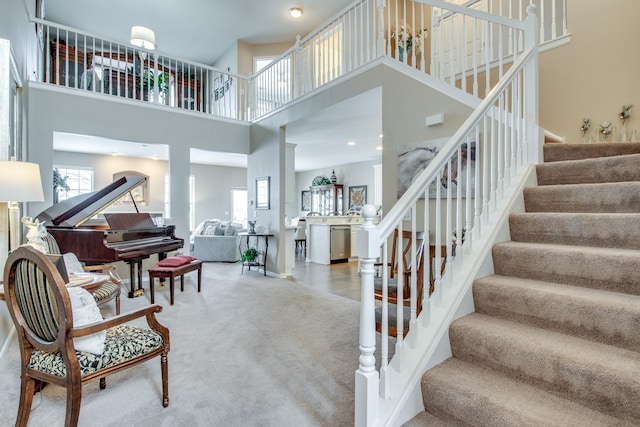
(190, 220, 245, 262)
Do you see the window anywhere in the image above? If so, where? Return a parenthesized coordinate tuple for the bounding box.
(253, 56, 291, 117)
(231, 188, 248, 227)
(54, 166, 93, 201)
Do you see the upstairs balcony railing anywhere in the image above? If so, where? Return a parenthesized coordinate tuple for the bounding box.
(35, 18, 250, 121)
(34, 0, 566, 123)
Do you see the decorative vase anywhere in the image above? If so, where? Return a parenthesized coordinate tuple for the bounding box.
(399, 46, 411, 62)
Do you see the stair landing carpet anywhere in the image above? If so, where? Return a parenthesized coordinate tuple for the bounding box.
(405, 142, 640, 426)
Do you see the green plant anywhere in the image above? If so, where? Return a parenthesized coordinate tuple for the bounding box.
(239, 247, 260, 263)
(142, 69, 170, 94)
(312, 176, 331, 186)
(53, 168, 70, 203)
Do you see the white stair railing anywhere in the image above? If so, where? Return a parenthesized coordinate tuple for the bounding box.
(34, 18, 250, 120)
(355, 5, 539, 426)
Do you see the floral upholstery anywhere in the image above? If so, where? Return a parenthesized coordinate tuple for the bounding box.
(28, 325, 164, 378)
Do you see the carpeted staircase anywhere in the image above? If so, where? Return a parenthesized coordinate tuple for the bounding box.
(406, 142, 640, 426)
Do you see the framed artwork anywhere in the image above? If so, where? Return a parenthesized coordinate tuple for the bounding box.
(113, 171, 147, 205)
(348, 185, 367, 212)
(301, 190, 311, 211)
(397, 137, 477, 199)
(256, 176, 270, 209)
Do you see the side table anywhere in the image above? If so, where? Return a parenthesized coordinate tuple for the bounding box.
(238, 232, 273, 276)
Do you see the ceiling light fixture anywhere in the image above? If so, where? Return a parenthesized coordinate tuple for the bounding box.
(376, 146, 383, 151)
(130, 25, 156, 50)
(289, 7, 303, 18)
(347, 141, 356, 146)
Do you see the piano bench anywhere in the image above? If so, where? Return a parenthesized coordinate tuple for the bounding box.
(148, 260, 203, 305)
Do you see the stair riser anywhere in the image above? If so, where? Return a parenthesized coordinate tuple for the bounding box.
(473, 277, 640, 352)
(449, 322, 640, 421)
(543, 142, 640, 162)
(492, 244, 640, 295)
(536, 154, 640, 186)
(509, 213, 640, 249)
(524, 183, 640, 213)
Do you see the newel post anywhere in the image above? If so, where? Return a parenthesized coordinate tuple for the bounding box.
(524, 4, 540, 164)
(355, 204, 380, 427)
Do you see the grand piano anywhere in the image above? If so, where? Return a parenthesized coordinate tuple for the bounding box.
(36, 176, 184, 298)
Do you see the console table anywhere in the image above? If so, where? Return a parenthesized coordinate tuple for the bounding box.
(238, 232, 273, 276)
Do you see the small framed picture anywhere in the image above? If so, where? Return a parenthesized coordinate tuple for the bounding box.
(256, 176, 270, 210)
(301, 190, 311, 211)
(349, 185, 367, 212)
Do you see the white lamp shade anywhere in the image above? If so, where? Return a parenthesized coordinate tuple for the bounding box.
(130, 25, 156, 50)
(0, 161, 45, 202)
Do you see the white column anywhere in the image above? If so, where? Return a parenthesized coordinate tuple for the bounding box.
(169, 145, 191, 252)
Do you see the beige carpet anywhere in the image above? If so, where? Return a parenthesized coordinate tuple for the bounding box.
(406, 142, 640, 426)
(0, 262, 361, 426)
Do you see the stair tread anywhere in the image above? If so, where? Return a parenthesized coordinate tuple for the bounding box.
(473, 275, 640, 351)
(423, 358, 633, 427)
(450, 313, 640, 420)
(494, 240, 640, 256)
(475, 274, 640, 309)
(452, 313, 640, 374)
(543, 142, 640, 162)
(536, 153, 640, 185)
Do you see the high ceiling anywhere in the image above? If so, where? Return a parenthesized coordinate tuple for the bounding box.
(44, 0, 383, 171)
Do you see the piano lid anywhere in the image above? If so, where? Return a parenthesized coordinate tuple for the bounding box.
(36, 176, 147, 228)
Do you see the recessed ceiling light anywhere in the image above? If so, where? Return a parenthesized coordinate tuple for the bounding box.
(289, 7, 303, 18)
(347, 141, 356, 146)
(379, 134, 384, 138)
(376, 146, 383, 151)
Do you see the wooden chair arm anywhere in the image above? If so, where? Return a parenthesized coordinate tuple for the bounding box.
(69, 304, 164, 338)
(83, 264, 116, 272)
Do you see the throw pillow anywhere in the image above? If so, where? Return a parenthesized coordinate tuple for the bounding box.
(214, 225, 226, 236)
(63, 252, 86, 274)
(67, 287, 106, 355)
(177, 255, 197, 263)
(202, 225, 216, 235)
(224, 226, 236, 236)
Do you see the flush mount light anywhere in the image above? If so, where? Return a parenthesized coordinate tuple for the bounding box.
(289, 7, 303, 18)
(347, 141, 356, 146)
(130, 25, 156, 50)
(376, 146, 383, 151)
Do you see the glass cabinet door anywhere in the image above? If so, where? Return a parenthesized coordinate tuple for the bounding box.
(309, 184, 343, 215)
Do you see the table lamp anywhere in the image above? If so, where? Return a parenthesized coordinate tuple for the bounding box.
(0, 161, 45, 251)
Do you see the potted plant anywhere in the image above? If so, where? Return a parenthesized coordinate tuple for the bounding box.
(239, 247, 260, 264)
(142, 69, 170, 101)
(53, 168, 70, 203)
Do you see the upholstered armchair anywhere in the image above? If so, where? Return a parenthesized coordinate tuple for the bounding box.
(43, 232, 122, 314)
(3, 246, 170, 427)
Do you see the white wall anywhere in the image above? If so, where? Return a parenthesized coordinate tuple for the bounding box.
(190, 163, 247, 226)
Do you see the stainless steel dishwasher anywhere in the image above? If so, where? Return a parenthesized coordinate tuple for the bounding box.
(330, 225, 351, 263)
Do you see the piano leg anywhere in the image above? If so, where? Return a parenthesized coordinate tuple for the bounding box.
(126, 256, 148, 298)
